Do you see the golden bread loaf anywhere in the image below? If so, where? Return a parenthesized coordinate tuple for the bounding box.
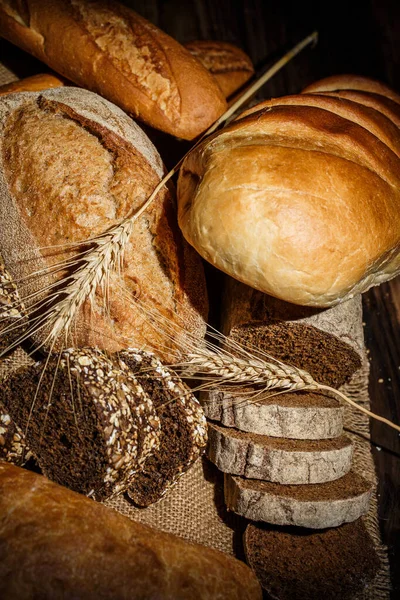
(177, 75, 400, 306)
(0, 462, 262, 599)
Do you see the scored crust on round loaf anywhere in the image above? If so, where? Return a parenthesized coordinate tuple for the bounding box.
(0, 348, 161, 500)
(224, 471, 372, 529)
(207, 422, 353, 484)
(0, 401, 31, 466)
(201, 389, 344, 439)
(0, 88, 208, 361)
(116, 349, 208, 507)
(244, 520, 380, 600)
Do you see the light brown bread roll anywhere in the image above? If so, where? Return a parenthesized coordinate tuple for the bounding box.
(177, 75, 400, 306)
(0, 0, 227, 140)
(0, 73, 66, 96)
(0, 88, 208, 360)
(185, 40, 254, 98)
(0, 462, 262, 599)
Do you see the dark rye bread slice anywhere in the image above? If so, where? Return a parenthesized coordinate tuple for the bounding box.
(207, 422, 353, 484)
(202, 389, 344, 439)
(0, 401, 31, 466)
(221, 279, 365, 388)
(116, 349, 208, 507)
(244, 521, 380, 600)
(0, 348, 160, 500)
(224, 471, 372, 529)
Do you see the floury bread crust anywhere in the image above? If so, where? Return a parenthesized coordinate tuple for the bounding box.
(177, 75, 400, 307)
(0, 463, 263, 600)
(207, 422, 354, 485)
(0, 88, 208, 360)
(0, 0, 227, 139)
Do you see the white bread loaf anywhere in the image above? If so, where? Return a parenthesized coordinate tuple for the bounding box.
(0, 0, 227, 140)
(177, 75, 400, 307)
(0, 88, 208, 360)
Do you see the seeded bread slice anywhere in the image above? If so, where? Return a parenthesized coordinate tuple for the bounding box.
(244, 521, 380, 600)
(202, 390, 344, 439)
(207, 423, 353, 484)
(117, 349, 208, 507)
(0, 402, 31, 466)
(0, 254, 27, 357)
(224, 471, 372, 529)
(0, 348, 161, 500)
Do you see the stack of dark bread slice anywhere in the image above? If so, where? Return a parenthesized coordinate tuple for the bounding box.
(201, 280, 379, 597)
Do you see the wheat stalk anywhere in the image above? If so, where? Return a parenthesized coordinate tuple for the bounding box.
(180, 348, 400, 433)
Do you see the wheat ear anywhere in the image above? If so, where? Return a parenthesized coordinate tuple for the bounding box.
(182, 348, 400, 434)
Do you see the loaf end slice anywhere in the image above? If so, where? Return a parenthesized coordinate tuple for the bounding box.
(244, 520, 380, 600)
(224, 471, 372, 529)
(202, 389, 344, 439)
(207, 422, 353, 484)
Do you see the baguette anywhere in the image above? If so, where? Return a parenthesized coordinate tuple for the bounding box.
(0, 462, 262, 599)
(185, 40, 254, 98)
(0, 87, 208, 360)
(0, 0, 227, 139)
(177, 75, 400, 306)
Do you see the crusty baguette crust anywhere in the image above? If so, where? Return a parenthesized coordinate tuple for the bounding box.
(177, 75, 400, 306)
(185, 40, 254, 98)
(0, 462, 262, 599)
(0, 0, 227, 139)
(0, 73, 66, 95)
(0, 87, 208, 359)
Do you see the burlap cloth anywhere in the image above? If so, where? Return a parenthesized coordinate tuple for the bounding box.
(0, 61, 391, 598)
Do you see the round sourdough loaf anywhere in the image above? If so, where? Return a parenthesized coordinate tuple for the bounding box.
(177, 75, 400, 307)
(0, 88, 208, 360)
